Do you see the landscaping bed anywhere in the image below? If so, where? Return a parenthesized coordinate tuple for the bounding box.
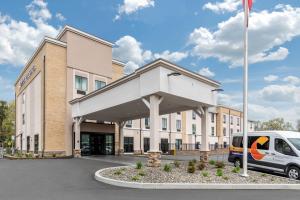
(100, 160, 300, 184)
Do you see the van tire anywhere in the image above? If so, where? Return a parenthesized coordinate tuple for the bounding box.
(287, 166, 300, 180)
(234, 158, 243, 168)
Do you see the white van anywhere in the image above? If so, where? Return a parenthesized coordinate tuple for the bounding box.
(228, 131, 300, 179)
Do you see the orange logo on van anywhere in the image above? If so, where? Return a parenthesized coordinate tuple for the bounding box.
(250, 136, 269, 160)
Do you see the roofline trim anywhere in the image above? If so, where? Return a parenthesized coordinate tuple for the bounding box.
(57, 25, 114, 47)
(15, 37, 67, 85)
(112, 59, 126, 66)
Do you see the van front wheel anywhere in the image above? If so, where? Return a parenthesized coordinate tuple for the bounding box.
(234, 158, 243, 168)
(287, 166, 300, 180)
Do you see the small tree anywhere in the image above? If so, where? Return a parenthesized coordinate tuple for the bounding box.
(297, 120, 300, 132)
(259, 118, 294, 131)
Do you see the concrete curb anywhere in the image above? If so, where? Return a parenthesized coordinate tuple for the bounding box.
(95, 166, 300, 190)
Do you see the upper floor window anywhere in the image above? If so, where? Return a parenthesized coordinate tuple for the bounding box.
(162, 118, 167, 130)
(230, 128, 233, 135)
(192, 124, 196, 135)
(223, 128, 226, 136)
(75, 75, 88, 93)
(177, 112, 181, 115)
(230, 116, 233, 125)
(211, 127, 215, 136)
(145, 118, 150, 129)
(223, 115, 226, 123)
(176, 120, 181, 132)
(22, 93, 25, 104)
(22, 113, 25, 125)
(126, 120, 132, 128)
(211, 113, 215, 123)
(192, 111, 196, 120)
(237, 117, 240, 126)
(95, 80, 106, 90)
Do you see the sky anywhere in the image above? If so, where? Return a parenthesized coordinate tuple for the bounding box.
(0, 0, 300, 126)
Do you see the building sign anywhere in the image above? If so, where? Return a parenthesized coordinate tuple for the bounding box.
(19, 66, 36, 88)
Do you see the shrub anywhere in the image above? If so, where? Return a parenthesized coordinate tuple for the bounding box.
(216, 169, 223, 177)
(136, 161, 143, 169)
(187, 165, 196, 173)
(163, 164, 172, 172)
(173, 160, 180, 168)
(192, 159, 197, 164)
(138, 171, 146, 176)
(209, 160, 216, 165)
(215, 161, 225, 169)
(188, 160, 195, 167)
(223, 176, 229, 181)
(197, 162, 206, 171)
(114, 170, 122, 175)
(202, 171, 209, 177)
(261, 173, 267, 177)
(232, 166, 241, 173)
(131, 175, 140, 181)
(52, 154, 56, 158)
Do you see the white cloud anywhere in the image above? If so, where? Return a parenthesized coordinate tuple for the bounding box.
(188, 5, 300, 67)
(259, 84, 300, 103)
(113, 35, 187, 74)
(221, 78, 242, 84)
(0, 0, 60, 66)
(264, 75, 278, 82)
(198, 67, 215, 77)
(55, 13, 66, 21)
(114, 0, 155, 20)
(0, 76, 14, 100)
(203, 0, 241, 14)
(153, 51, 188, 62)
(283, 75, 300, 85)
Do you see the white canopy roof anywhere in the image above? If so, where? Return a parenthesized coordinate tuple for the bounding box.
(70, 59, 221, 122)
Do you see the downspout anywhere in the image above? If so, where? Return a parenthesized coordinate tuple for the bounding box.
(139, 118, 142, 154)
(228, 109, 231, 148)
(42, 55, 46, 157)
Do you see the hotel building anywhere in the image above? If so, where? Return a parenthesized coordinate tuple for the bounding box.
(15, 26, 256, 156)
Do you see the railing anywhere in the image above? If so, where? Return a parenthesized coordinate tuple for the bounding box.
(159, 143, 229, 153)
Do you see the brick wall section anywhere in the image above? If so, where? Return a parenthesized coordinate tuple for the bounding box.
(44, 43, 67, 153)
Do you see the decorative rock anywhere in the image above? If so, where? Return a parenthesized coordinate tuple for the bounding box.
(147, 151, 162, 167)
(73, 149, 81, 158)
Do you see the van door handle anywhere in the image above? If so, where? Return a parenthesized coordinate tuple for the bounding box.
(265, 152, 269, 154)
(271, 153, 276, 155)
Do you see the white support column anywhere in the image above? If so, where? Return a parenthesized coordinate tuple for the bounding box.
(74, 117, 83, 157)
(117, 121, 125, 155)
(200, 107, 210, 162)
(142, 95, 163, 167)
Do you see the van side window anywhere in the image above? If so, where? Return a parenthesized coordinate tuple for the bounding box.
(275, 138, 297, 156)
(248, 136, 270, 150)
(232, 136, 243, 148)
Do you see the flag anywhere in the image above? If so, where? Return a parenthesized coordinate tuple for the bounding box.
(243, 0, 253, 11)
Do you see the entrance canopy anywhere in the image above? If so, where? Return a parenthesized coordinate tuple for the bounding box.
(70, 59, 221, 122)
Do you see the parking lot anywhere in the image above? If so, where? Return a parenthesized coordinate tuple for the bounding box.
(0, 157, 299, 200)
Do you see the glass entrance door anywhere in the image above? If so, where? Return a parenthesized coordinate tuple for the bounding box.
(80, 133, 114, 156)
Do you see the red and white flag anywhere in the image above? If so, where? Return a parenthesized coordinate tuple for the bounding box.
(243, 0, 253, 27)
(243, 0, 253, 11)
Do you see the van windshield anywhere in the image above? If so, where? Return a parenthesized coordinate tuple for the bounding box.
(287, 138, 300, 151)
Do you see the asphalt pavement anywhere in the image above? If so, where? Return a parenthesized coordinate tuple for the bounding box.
(0, 157, 299, 200)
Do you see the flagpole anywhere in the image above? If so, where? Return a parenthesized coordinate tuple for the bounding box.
(242, 0, 249, 177)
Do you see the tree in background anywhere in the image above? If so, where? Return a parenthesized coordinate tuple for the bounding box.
(257, 118, 294, 131)
(0, 100, 15, 144)
(297, 120, 300, 132)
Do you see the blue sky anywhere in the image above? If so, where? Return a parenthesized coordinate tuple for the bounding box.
(0, 0, 299, 125)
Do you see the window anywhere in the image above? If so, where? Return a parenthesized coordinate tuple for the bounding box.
(175, 139, 182, 150)
(145, 118, 150, 129)
(275, 138, 297, 156)
(223, 115, 226, 123)
(250, 122, 253, 129)
(124, 137, 134, 153)
(75, 75, 88, 93)
(34, 135, 39, 154)
(237, 129, 240, 133)
(232, 136, 243, 148)
(95, 80, 106, 90)
(144, 138, 150, 152)
(162, 118, 167, 130)
(126, 120, 132, 128)
(211, 113, 215, 123)
(230, 128, 233, 135)
(223, 128, 226, 136)
(211, 127, 215, 136)
(22, 93, 25, 104)
(177, 112, 181, 115)
(237, 118, 240, 126)
(248, 136, 270, 150)
(192, 124, 196, 135)
(230, 116, 233, 125)
(26, 136, 30, 153)
(288, 138, 300, 151)
(22, 113, 25, 125)
(192, 111, 196, 120)
(176, 120, 181, 132)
